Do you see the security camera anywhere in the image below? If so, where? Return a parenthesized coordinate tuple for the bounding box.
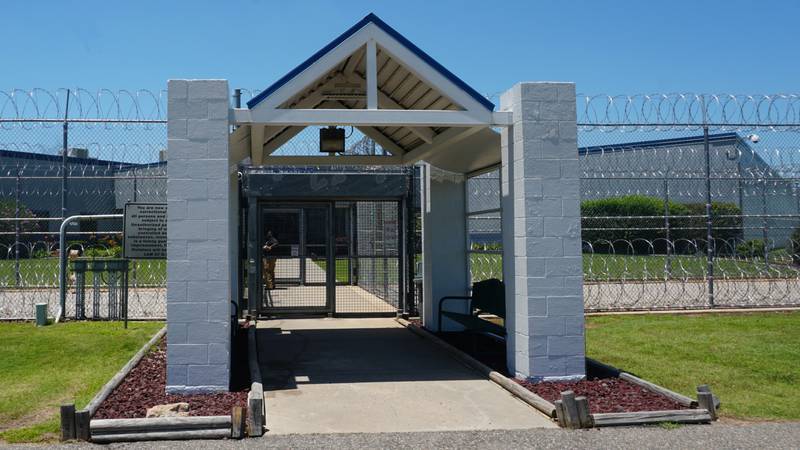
(747, 134, 760, 143)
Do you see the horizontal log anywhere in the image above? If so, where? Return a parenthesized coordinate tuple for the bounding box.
(619, 372, 696, 407)
(591, 409, 712, 427)
(90, 428, 230, 443)
(91, 416, 231, 434)
(488, 372, 557, 418)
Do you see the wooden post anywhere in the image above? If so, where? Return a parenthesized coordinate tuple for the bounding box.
(554, 400, 566, 427)
(60, 403, 76, 441)
(697, 384, 720, 410)
(575, 396, 592, 428)
(231, 406, 245, 439)
(75, 409, 91, 441)
(560, 391, 581, 429)
(697, 388, 717, 421)
(247, 383, 265, 437)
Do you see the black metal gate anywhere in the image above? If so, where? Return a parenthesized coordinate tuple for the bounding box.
(241, 168, 413, 318)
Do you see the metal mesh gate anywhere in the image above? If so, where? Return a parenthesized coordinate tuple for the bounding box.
(256, 201, 401, 316)
(336, 201, 400, 314)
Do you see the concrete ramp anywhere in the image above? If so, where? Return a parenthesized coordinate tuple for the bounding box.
(257, 318, 555, 434)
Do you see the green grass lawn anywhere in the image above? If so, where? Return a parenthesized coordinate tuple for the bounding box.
(468, 252, 799, 282)
(586, 312, 800, 420)
(0, 259, 166, 288)
(314, 258, 400, 284)
(313, 258, 351, 283)
(2, 253, 796, 289)
(0, 321, 163, 443)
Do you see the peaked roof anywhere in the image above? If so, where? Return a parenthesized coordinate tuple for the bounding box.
(247, 13, 494, 111)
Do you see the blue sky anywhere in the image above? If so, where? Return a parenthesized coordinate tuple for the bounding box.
(2, 0, 799, 98)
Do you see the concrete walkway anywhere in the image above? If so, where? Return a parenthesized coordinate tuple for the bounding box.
(256, 318, 555, 434)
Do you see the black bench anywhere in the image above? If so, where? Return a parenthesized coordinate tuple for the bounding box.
(437, 278, 505, 338)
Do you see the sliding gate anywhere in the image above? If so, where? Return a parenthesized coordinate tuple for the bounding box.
(242, 169, 412, 317)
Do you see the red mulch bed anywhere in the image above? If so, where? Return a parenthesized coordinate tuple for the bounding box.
(516, 377, 688, 414)
(93, 337, 248, 419)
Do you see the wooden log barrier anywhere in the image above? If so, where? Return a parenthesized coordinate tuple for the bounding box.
(575, 396, 592, 428)
(696, 387, 718, 421)
(75, 409, 91, 441)
(60, 403, 76, 441)
(247, 382, 265, 437)
(231, 406, 245, 439)
(559, 391, 582, 429)
(591, 409, 712, 427)
(90, 429, 231, 443)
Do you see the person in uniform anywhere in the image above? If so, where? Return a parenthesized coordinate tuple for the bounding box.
(262, 231, 279, 290)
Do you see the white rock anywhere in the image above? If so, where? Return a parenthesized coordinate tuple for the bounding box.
(145, 402, 190, 418)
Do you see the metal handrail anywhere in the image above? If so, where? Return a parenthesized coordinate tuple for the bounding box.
(57, 214, 123, 322)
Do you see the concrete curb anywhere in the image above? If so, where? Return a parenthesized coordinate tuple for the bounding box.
(395, 318, 557, 419)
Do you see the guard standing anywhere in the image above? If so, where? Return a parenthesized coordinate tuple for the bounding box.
(262, 231, 279, 289)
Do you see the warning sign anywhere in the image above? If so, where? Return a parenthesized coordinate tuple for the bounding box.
(123, 203, 167, 259)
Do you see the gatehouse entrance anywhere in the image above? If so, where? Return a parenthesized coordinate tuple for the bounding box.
(243, 168, 413, 318)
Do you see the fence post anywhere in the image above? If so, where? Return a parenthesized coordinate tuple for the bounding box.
(703, 124, 715, 308)
(663, 174, 671, 279)
(761, 178, 770, 269)
(15, 167, 21, 286)
(61, 89, 71, 225)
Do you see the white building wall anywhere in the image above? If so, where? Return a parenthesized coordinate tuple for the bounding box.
(421, 164, 469, 331)
(166, 79, 232, 393)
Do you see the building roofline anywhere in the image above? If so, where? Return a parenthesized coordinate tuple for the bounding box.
(578, 132, 741, 154)
(0, 149, 165, 171)
(246, 13, 495, 111)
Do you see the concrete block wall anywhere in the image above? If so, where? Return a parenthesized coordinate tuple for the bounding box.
(166, 79, 232, 393)
(500, 82, 586, 381)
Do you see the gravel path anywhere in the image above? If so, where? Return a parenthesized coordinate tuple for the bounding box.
(30, 422, 800, 449)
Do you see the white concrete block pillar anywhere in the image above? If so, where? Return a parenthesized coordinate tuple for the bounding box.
(166, 79, 232, 393)
(421, 164, 469, 331)
(500, 82, 586, 381)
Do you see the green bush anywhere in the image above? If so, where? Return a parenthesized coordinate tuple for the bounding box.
(736, 239, 766, 259)
(31, 248, 51, 259)
(83, 245, 122, 258)
(581, 195, 743, 254)
(791, 227, 800, 265)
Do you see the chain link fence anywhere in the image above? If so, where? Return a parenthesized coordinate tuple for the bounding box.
(0, 89, 167, 319)
(579, 94, 800, 311)
(464, 94, 800, 311)
(4, 88, 800, 318)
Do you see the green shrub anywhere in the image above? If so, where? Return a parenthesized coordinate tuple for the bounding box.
(31, 248, 51, 259)
(83, 245, 122, 258)
(736, 239, 766, 259)
(581, 195, 743, 254)
(791, 227, 800, 265)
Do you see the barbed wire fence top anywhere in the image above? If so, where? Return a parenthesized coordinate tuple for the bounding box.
(0, 89, 167, 320)
(3, 88, 800, 319)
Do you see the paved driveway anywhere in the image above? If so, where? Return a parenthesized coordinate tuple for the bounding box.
(256, 318, 555, 434)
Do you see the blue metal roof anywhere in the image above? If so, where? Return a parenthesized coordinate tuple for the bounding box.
(0, 149, 165, 171)
(578, 132, 741, 154)
(246, 13, 495, 111)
